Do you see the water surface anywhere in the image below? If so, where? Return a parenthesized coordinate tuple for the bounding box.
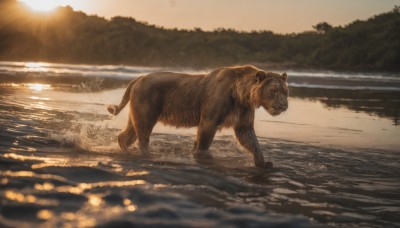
(0, 62, 399, 227)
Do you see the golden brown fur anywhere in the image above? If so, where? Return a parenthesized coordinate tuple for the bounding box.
(108, 65, 289, 168)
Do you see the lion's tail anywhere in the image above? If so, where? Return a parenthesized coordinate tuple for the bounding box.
(107, 77, 139, 116)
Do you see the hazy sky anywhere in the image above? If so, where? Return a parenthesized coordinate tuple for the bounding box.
(24, 0, 400, 33)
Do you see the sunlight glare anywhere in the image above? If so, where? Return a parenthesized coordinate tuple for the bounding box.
(19, 0, 66, 12)
(31, 84, 43, 91)
(27, 83, 51, 91)
(24, 62, 49, 72)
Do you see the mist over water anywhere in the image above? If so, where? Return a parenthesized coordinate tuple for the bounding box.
(0, 62, 399, 227)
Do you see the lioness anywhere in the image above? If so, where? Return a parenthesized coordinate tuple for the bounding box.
(108, 65, 288, 168)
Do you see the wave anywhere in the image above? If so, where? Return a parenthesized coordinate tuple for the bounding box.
(1, 61, 400, 91)
(0, 61, 160, 79)
(289, 82, 400, 91)
(286, 69, 400, 81)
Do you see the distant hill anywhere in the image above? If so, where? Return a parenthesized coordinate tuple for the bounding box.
(0, 0, 399, 71)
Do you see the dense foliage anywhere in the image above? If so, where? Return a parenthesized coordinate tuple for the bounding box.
(0, 0, 399, 71)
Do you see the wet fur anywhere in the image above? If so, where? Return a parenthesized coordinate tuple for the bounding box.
(108, 65, 289, 168)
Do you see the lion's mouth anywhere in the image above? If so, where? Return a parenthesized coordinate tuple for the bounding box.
(266, 108, 283, 116)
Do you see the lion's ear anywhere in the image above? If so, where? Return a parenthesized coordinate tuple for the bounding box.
(282, 73, 288, 81)
(256, 71, 267, 83)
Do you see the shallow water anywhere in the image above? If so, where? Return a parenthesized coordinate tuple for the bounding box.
(0, 62, 400, 227)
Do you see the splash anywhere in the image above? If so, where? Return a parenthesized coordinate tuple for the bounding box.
(49, 121, 121, 153)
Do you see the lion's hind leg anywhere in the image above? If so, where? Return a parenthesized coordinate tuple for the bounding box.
(132, 105, 160, 156)
(118, 119, 137, 152)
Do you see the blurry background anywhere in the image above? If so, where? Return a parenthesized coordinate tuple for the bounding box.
(1, 0, 399, 70)
(16, 0, 399, 33)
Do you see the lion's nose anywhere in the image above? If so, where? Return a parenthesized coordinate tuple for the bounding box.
(277, 102, 288, 111)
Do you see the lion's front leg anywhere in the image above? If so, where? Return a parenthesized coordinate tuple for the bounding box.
(234, 125, 272, 168)
(192, 120, 217, 160)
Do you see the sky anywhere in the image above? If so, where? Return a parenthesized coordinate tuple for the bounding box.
(20, 0, 400, 34)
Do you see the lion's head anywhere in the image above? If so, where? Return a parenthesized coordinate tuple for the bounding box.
(251, 71, 289, 116)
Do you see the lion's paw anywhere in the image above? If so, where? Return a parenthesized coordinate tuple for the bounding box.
(255, 161, 273, 169)
(193, 151, 213, 160)
(264, 161, 273, 169)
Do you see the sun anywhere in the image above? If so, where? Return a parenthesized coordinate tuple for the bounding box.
(19, 0, 65, 12)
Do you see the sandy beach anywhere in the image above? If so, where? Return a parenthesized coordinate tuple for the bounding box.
(0, 62, 399, 227)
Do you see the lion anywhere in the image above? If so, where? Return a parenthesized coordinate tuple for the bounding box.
(107, 65, 289, 168)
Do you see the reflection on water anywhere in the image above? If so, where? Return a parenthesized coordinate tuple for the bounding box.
(0, 62, 400, 227)
(37, 209, 54, 220)
(290, 87, 400, 125)
(27, 83, 52, 91)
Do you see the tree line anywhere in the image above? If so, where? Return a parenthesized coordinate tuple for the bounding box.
(0, 0, 399, 71)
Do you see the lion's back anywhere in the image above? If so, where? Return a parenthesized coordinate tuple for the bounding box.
(129, 66, 259, 128)
(132, 72, 209, 127)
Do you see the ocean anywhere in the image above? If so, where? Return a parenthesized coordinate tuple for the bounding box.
(0, 61, 399, 227)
